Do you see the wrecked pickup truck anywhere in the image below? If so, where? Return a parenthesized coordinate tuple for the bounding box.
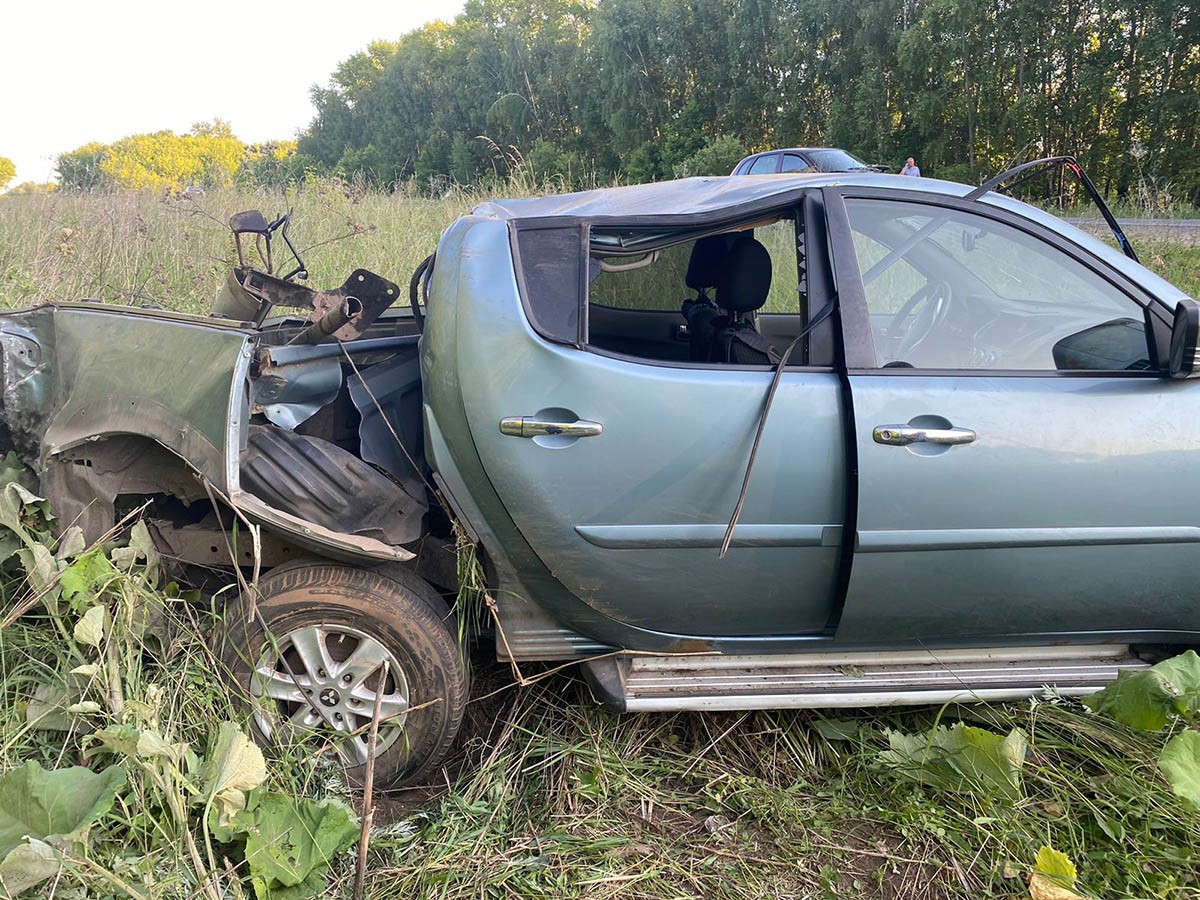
(4, 159, 1200, 784)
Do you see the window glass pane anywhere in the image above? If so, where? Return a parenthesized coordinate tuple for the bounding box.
(748, 155, 778, 174)
(780, 154, 814, 173)
(844, 198, 1151, 371)
(807, 149, 869, 171)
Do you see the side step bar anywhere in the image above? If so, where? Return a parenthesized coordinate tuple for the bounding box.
(582, 645, 1145, 712)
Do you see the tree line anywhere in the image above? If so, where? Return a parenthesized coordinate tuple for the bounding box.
(41, 0, 1199, 205)
(52, 122, 300, 194)
(297, 0, 1200, 204)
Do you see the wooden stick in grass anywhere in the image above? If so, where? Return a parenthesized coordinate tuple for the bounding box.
(353, 659, 388, 900)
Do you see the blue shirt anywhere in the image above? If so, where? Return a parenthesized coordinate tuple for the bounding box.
(901, 165, 920, 177)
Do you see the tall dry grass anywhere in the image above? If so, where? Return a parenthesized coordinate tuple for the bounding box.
(4, 182, 1200, 317)
(0, 181, 489, 313)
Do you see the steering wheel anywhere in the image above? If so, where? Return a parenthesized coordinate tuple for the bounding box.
(884, 280, 952, 361)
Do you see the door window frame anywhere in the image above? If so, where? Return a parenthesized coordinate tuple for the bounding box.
(820, 186, 1173, 375)
(578, 200, 839, 371)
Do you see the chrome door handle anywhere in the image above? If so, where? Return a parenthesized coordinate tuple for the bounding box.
(873, 424, 976, 446)
(500, 417, 603, 439)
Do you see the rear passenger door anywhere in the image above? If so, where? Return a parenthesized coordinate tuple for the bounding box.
(463, 204, 847, 637)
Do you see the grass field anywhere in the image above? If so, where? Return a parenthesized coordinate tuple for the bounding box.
(0, 185, 1199, 899)
(2, 184, 1200, 312)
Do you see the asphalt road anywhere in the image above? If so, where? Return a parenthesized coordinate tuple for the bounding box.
(1065, 217, 1200, 229)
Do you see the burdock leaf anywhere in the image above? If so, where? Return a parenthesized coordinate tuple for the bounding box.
(74, 605, 107, 648)
(201, 723, 267, 825)
(1158, 730, 1200, 808)
(59, 549, 119, 609)
(0, 838, 63, 897)
(879, 724, 1026, 801)
(213, 792, 359, 899)
(0, 761, 126, 857)
(1082, 668, 1176, 731)
(1151, 651, 1200, 720)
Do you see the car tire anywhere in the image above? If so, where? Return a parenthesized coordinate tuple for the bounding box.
(219, 561, 468, 785)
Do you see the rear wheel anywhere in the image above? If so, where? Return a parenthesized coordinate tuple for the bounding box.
(219, 562, 468, 785)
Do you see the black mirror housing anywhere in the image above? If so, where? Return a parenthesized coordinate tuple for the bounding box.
(1169, 299, 1200, 378)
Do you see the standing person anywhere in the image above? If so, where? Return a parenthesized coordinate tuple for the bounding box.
(900, 157, 921, 177)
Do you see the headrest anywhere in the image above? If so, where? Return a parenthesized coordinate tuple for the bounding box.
(715, 235, 772, 313)
(685, 234, 730, 292)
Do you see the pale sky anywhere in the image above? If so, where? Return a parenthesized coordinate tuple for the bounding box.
(0, 0, 467, 185)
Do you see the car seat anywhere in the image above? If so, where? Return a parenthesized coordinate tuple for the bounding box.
(680, 235, 730, 361)
(710, 235, 777, 365)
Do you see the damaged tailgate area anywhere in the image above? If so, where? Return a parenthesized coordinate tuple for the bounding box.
(241, 329, 428, 547)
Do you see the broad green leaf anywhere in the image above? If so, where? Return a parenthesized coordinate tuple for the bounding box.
(0, 481, 50, 553)
(201, 723, 267, 826)
(111, 520, 160, 581)
(0, 837, 62, 897)
(880, 724, 1026, 802)
(812, 717, 860, 741)
(214, 792, 359, 900)
(1082, 668, 1176, 731)
(1158, 730, 1200, 808)
(15, 544, 61, 603)
(1084, 651, 1200, 731)
(26, 683, 77, 732)
(1152, 651, 1200, 720)
(0, 761, 126, 858)
(59, 549, 119, 609)
(1033, 845, 1077, 884)
(137, 729, 189, 765)
(74, 605, 107, 648)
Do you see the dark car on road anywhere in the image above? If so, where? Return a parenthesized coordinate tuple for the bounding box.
(732, 146, 881, 175)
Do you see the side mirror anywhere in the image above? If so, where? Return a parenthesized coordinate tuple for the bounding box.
(1169, 299, 1200, 378)
(229, 210, 270, 235)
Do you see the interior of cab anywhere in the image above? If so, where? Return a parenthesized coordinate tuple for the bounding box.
(586, 210, 832, 366)
(845, 198, 1157, 371)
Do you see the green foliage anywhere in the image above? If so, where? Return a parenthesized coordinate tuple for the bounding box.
(1158, 730, 1200, 809)
(0, 761, 126, 896)
(879, 723, 1027, 802)
(0, 462, 358, 898)
(674, 135, 748, 178)
(1082, 649, 1200, 730)
(0, 158, 14, 191)
(1084, 650, 1200, 820)
(55, 142, 108, 192)
(56, 125, 300, 193)
(1033, 845, 1077, 885)
(212, 792, 360, 900)
(291, 0, 1200, 203)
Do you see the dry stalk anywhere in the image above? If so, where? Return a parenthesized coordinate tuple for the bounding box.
(353, 659, 389, 900)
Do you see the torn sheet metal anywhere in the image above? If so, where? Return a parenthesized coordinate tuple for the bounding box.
(347, 342, 427, 508)
(252, 353, 343, 430)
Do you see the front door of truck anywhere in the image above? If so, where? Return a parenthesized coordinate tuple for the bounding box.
(463, 208, 846, 638)
(823, 188, 1200, 644)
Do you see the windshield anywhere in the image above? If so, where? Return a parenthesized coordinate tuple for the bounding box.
(807, 149, 870, 172)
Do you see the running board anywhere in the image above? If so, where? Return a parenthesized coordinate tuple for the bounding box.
(582, 645, 1145, 712)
